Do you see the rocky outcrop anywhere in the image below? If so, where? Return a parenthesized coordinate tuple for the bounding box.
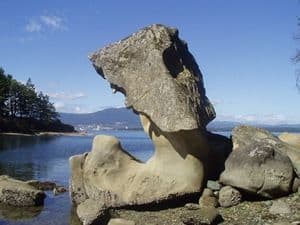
(26, 180, 57, 190)
(26, 180, 67, 195)
(279, 133, 300, 149)
(70, 116, 210, 207)
(0, 175, 46, 206)
(70, 24, 216, 225)
(89, 24, 215, 132)
(220, 126, 295, 198)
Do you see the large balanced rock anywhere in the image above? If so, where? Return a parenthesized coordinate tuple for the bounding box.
(70, 24, 216, 224)
(0, 175, 46, 206)
(220, 126, 295, 198)
(89, 24, 215, 132)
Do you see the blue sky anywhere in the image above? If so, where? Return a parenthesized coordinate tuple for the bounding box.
(0, 0, 299, 124)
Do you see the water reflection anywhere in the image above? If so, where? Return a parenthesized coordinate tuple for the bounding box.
(0, 135, 56, 151)
(0, 131, 154, 225)
(0, 204, 43, 221)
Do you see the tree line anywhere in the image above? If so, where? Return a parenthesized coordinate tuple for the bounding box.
(0, 67, 58, 122)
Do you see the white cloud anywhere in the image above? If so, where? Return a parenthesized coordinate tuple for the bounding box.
(24, 15, 66, 33)
(40, 16, 64, 30)
(211, 99, 223, 106)
(54, 101, 65, 110)
(25, 20, 42, 32)
(53, 102, 91, 113)
(215, 113, 288, 125)
(75, 106, 82, 112)
(48, 92, 86, 100)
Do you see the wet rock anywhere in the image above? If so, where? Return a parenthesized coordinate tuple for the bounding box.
(26, 180, 56, 191)
(0, 204, 43, 220)
(218, 186, 242, 208)
(220, 126, 295, 198)
(53, 186, 67, 195)
(108, 218, 135, 225)
(0, 175, 46, 207)
(269, 201, 291, 215)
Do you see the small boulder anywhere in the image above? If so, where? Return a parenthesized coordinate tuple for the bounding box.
(220, 126, 295, 198)
(181, 207, 220, 225)
(0, 175, 46, 207)
(199, 188, 218, 208)
(53, 186, 67, 195)
(202, 188, 214, 197)
(108, 218, 135, 225)
(269, 201, 291, 215)
(26, 180, 56, 191)
(207, 180, 221, 191)
(218, 186, 242, 208)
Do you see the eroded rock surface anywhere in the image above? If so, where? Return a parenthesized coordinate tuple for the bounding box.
(70, 24, 216, 225)
(89, 24, 215, 132)
(70, 115, 210, 207)
(220, 126, 295, 198)
(0, 175, 46, 207)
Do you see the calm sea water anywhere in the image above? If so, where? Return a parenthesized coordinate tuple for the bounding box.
(0, 130, 230, 225)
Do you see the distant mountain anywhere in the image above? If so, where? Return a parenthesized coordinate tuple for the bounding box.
(207, 121, 300, 133)
(59, 107, 300, 132)
(59, 108, 141, 129)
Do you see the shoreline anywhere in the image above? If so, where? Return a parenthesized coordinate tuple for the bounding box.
(0, 131, 87, 137)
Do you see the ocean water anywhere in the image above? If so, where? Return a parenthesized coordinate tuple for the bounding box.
(0, 130, 230, 225)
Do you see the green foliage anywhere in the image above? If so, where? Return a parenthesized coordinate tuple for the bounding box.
(0, 67, 59, 122)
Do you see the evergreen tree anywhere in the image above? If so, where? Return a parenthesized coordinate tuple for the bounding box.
(0, 68, 9, 116)
(0, 67, 59, 121)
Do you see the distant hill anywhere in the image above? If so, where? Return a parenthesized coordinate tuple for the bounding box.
(59, 107, 300, 132)
(59, 108, 141, 129)
(207, 121, 300, 133)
